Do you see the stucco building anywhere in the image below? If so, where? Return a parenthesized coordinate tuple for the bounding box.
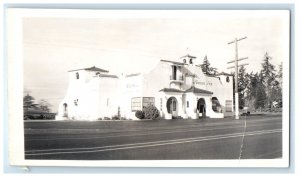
(56, 55, 234, 120)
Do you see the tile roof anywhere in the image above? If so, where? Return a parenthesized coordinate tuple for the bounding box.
(159, 88, 184, 93)
(185, 86, 213, 94)
(126, 73, 141, 78)
(160, 59, 185, 65)
(98, 74, 118, 78)
(215, 72, 234, 76)
(68, 66, 109, 73)
(180, 54, 197, 59)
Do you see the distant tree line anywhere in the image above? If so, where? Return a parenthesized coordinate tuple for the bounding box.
(200, 52, 282, 111)
(23, 93, 52, 113)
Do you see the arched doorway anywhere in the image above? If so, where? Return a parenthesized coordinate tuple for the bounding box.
(63, 103, 68, 117)
(166, 97, 178, 118)
(197, 98, 206, 118)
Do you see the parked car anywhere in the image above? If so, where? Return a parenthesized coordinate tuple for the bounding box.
(240, 107, 250, 116)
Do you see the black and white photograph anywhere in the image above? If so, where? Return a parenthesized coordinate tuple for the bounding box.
(7, 9, 290, 167)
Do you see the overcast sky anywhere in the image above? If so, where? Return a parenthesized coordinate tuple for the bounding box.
(23, 11, 289, 112)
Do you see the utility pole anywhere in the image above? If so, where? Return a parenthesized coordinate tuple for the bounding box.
(227, 36, 248, 120)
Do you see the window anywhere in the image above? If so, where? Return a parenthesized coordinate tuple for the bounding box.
(131, 97, 141, 112)
(142, 97, 155, 108)
(132, 97, 155, 111)
(187, 101, 189, 108)
(225, 100, 233, 112)
(74, 99, 78, 106)
(226, 76, 230, 82)
(167, 97, 177, 113)
(172, 66, 177, 80)
(173, 100, 177, 111)
(212, 97, 221, 113)
(63, 103, 68, 117)
(76, 72, 79, 79)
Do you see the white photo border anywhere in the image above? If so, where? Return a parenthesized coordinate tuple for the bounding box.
(6, 8, 290, 168)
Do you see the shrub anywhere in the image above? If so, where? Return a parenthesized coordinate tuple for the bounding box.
(104, 117, 111, 120)
(120, 117, 127, 120)
(135, 110, 145, 119)
(112, 115, 120, 120)
(172, 116, 183, 119)
(143, 105, 160, 120)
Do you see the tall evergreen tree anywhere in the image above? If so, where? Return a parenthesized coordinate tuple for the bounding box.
(277, 62, 283, 87)
(237, 65, 249, 108)
(261, 52, 277, 108)
(200, 55, 218, 75)
(23, 93, 52, 112)
(248, 72, 267, 110)
(23, 93, 38, 110)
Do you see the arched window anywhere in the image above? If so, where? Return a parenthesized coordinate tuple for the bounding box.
(166, 97, 177, 114)
(226, 76, 230, 82)
(63, 103, 68, 117)
(76, 72, 79, 79)
(212, 97, 222, 113)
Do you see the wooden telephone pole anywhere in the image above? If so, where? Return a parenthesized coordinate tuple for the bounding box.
(227, 36, 248, 120)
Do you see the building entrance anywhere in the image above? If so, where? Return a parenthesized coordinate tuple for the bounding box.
(63, 103, 68, 117)
(197, 98, 206, 118)
(167, 97, 178, 118)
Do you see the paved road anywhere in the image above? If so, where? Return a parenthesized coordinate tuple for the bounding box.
(24, 115, 282, 160)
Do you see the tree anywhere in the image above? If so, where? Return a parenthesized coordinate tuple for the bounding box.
(38, 99, 52, 113)
(261, 52, 277, 109)
(23, 93, 38, 110)
(273, 62, 283, 107)
(277, 62, 283, 86)
(23, 93, 52, 112)
(246, 72, 267, 110)
(200, 55, 218, 75)
(237, 65, 249, 108)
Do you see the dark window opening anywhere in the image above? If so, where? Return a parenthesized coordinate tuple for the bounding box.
(173, 101, 177, 111)
(172, 66, 177, 80)
(76, 72, 79, 79)
(212, 97, 222, 113)
(226, 76, 230, 82)
(166, 97, 177, 114)
(74, 99, 78, 106)
(63, 103, 68, 117)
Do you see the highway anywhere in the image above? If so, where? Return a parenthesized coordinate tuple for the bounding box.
(24, 115, 282, 160)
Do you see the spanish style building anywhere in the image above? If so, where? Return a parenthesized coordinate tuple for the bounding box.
(56, 55, 234, 120)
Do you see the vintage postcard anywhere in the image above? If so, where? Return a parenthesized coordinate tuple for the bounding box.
(7, 9, 290, 167)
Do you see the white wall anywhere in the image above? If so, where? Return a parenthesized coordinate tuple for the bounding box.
(57, 60, 234, 120)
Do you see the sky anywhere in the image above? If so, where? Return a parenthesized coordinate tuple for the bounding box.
(23, 11, 289, 112)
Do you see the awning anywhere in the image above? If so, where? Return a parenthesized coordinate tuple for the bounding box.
(159, 88, 184, 93)
(184, 86, 213, 94)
